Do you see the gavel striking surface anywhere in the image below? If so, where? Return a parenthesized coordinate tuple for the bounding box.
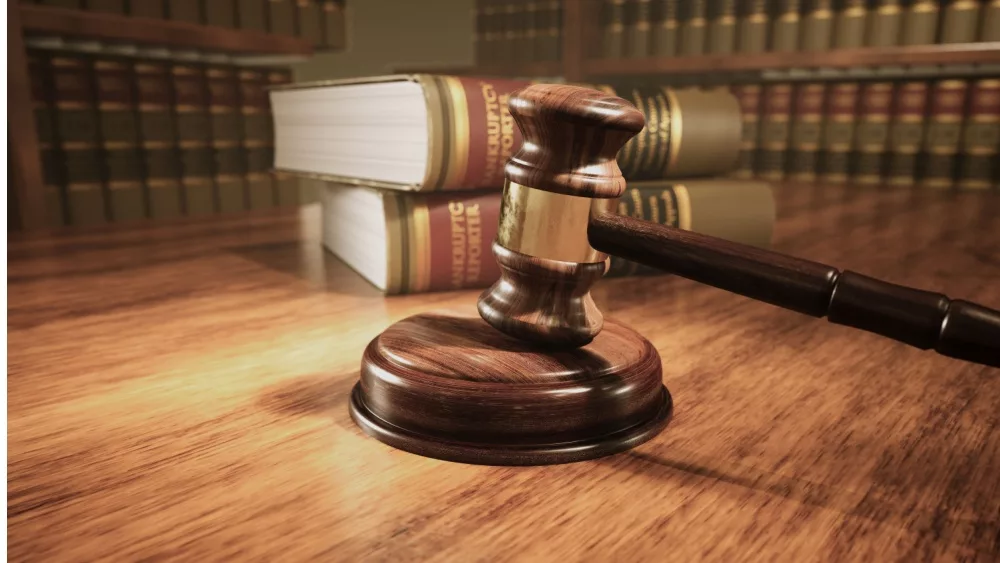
(8, 183, 1000, 560)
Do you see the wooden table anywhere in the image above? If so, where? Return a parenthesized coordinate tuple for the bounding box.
(8, 182, 1000, 561)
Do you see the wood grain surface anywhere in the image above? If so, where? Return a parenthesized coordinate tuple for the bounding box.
(8, 183, 1000, 561)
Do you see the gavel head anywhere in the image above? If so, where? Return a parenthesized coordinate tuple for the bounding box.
(477, 84, 645, 347)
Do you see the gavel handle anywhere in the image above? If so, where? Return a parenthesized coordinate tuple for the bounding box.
(588, 212, 1000, 368)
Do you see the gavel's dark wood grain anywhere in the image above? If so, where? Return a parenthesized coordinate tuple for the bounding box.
(588, 212, 1000, 368)
(8, 183, 1000, 560)
(350, 312, 671, 465)
(504, 83, 644, 198)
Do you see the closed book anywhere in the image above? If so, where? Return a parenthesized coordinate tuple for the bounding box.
(770, 0, 801, 52)
(167, 0, 202, 23)
(517, 0, 539, 62)
(237, 0, 267, 31)
(940, 0, 980, 43)
(321, 1, 346, 49)
(957, 79, 1000, 190)
(737, 0, 768, 53)
(982, 0, 1000, 41)
(756, 83, 793, 181)
(602, 0, 626, 58)
(886, 80, 929, 186)
(819, 82, 859, 183)
(172, 63, 215, 215)
(678, 0, 707, 55)
(706, 0, 736, 54)
(920, 79, 968, 188)
(833, 0, 867, 48)
(95, 59, 146, 222)
(479, 0, 499, 64)
(135, 61, 182, 218)
(540, 0, 562, 62)
(208, 67, 246, 213)
(900, 0, 938, 44)
(205, 0, 237, 27)
(852, 82, 893, 184)
(267, 70, 300, 206)
(788, 83, 826, 181)
(651, 0, 679, 56)
(268, 0, 296, 35)
(52, 56, 108, 226)
(319, 179, 776, 294)
(731, 83, 762, 179)
(296, 0, 323, 46)
(865, 0, 902, 46)
(130, 0, 166, 18)
(626, 0, 653, 57)
(800, 0, 834, 50)
(238, 69, 275, 209)
(29, 53, 67, 227)
(499, 0, 521, 63)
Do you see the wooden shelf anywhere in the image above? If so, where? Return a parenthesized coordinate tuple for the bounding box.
(19, 4, 313, 56)
(584, 42, 1000, 77)
(392, 60, 563, 78)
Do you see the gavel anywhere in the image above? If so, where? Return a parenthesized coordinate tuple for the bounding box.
(477, 84, 1000, 368)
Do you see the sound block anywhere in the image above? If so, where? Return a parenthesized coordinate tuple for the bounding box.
(349, 313, 672, 465)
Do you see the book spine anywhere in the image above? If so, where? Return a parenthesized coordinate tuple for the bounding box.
(52, 55, 108, 226)
(474, 0, 486, 63)
(129, 0, 167, 18)
(267, 69, 299, 205)
(788, 82, 826, 181)
(87, 0, 126, 13)
(500, 0, 520, 63)
(167, 0, 203, 23)
(800, 0, 834, 51)
(205, 0, 237, 28)
(381, 180, 775, 294)
(707, 0, 737, 54)
(626, 0, 653, 57)
(546, 0, 562, 61)
(731, 83, 762, 179)
(479, 0, 497, 64)
(30, 52, 68, 227)
(602, 0, 626, 58)
(518, 0, 539, 62)
(267, 0, 296, 35)
(239, 69, 276, 209)
(757, 83, 792, 181)
(135, 61, 183, 218)
(172, 63, 215, 215)
(238, 0, 268, 31)
(207, 66, 246, 213)
(920, 79, 968, 188)
(901, 0, 939, 44)
(819, 82, 859, 183)
(737, 0, 768, 53)
(865, 0, 902, 46)
(833, 0, 867, 48)
(678, 0, 707, 55)
(852, 81, 893, 184)
(296, 0, 324, 46)
(886, 80, 929, 186)
(982, 0, 1000, 41)
(957, 79, 1000, 190)
(940, 0, 980, 43)
(320, 1, 346, 49)
(95, 58, 146, 222)
(651, 0, 679, 56)
(770, 0, 801, 52)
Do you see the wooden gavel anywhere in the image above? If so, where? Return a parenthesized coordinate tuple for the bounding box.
(477, 84, 1000, 368)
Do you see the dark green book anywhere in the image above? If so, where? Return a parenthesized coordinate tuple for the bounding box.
(171, 63, 215, 215)
(135, 61, 182, 218)
(95, 58, 146, 222)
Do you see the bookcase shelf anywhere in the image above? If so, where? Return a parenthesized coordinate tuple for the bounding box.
(19, 4, 314, 56)
(585, 42, 1000, 78)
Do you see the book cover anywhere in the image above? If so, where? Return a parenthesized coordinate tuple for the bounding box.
(172, 63, 215, 215)
(900, 0, 938, 44)
(651, 0, 679, 56)
(321, 1, 346, 49)
(707, 0, 737, 54)
(239, 69, 276, 210)
(886, 80, 929, 186)
(678, 0, 707, 55)
(603, 0, 626, 58)
(29, 52, 67, 227)
(920, 79, 968, 188)
(957, 79, 1000, 190)
(268, 0, 296, 35)
(135, 61, 183, 218)
(205, 0, 237, 28)
(865, 0, 902, 46)
(757, 83, 793, 181)
(788, 83, 826, 181)
(208, 66, 246, 213)
(800, 0, 834, 51)
(95, 58, 146, 222)
(296, 0, 324, 46)
(626, 0, 653, 57)
(731, 83, 762, 179)
(237, 0, 268, 31)
(819, 82, 859, 183)
(982, 0, 1000, 41)
(833, 0, 867, 48)
(852, 81, 893, 184)
(770, 0, 801, 52)
(737, 0, 768, 53)
(940, 0, 980, 43)
(537, 0, 562, 62)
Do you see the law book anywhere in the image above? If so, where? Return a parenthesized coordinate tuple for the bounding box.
(29, 52, 67, 227)
(39, 0, 82, 8)
(886, 80, 929, 186)
(321, 1, 346, 49)
(819, 82, 859, 183)
(205, 0, 237, 27)
(477, 0, 497, 64)
(900, 0, 938, 44)
(731, 83, 762, 179)
(957, 79, 1000, 190)
(833, 0, 867, 48)
(130, 0, 166, 18)
(852, 81, 893, 184)
(626, 0, 653, 57)
(167, 0, 202, 23)
(517, 0, 540, 62)
(651, 0, 679, 56)
(500, 0, 520, 64)
(788, 83, 826, 181)
(536, 0, 562, 62)
(95, 58, 146, 222)
(87, 0, 126, 13)
(865, 0, 902, 46)
(135, 61, 183, 218)
(756, 83, 793, 181)
(770, 0, 801, 52)
(319, 179, 776, 294)
(602, 0, 626, 58)
(920, 79, 968, 188)
(799, 0, 834, 51)
(52, 55, 108, 226)
(238, 69, 276, 209)
(737, 0, 768, 53)
(171, 63, 215, 215)
(207, 66, 246, 213)
(982, 0, 1000, 41)
(939, 0, 980, 43)
(296, 0, 324, 46)
(678, 0, 707, 55)
(237, 0, 268, 31)
(267, 69, 299, 206)
(706, 0, 737, 54)
(268, 0, 297, 36)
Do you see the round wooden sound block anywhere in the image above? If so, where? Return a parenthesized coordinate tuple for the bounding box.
(349, 313, 672, 465)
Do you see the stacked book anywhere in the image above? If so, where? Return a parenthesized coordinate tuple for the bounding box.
(269, 74, 777, 294)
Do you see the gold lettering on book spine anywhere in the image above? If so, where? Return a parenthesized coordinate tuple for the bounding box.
(448, 200, 484, 289)
(482, 82, 516, 186)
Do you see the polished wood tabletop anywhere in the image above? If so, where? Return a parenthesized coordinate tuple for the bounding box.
(8, 182, 1000, 561)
